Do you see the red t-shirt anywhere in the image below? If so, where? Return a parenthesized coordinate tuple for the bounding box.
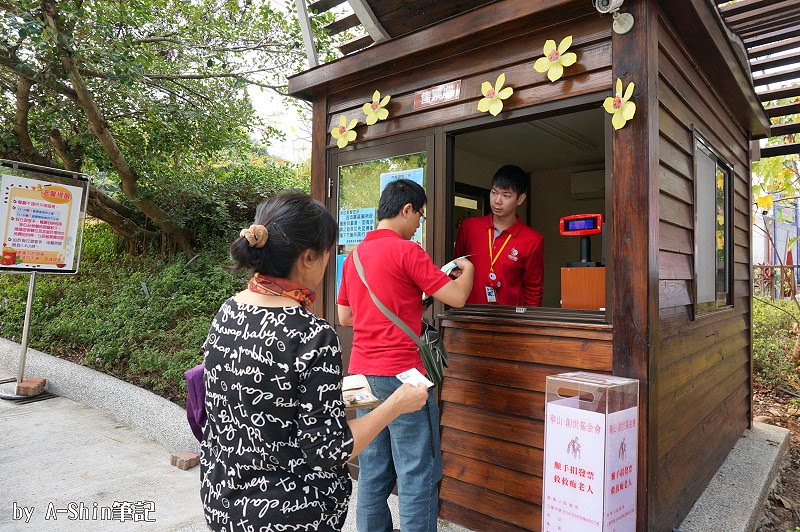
(337, 229, 451, 376)
(454, 213, 544, 306)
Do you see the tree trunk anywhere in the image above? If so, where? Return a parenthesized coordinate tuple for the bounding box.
(43, 2, 194, 257)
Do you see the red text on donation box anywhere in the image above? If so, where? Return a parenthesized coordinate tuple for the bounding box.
(542, 372, 639, 532)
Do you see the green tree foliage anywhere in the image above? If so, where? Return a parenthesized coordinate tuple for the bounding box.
(0, 0, 333, 253)
(752, 97, 799, 218)
(0, 172, 305, 401)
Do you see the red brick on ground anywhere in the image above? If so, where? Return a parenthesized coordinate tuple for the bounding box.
(16, 378, 46, 396)
(171, 451, 200, 470)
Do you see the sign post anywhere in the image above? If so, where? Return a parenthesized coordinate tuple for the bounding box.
(542, 372, 639, 532)
(0, 160, 89, 399)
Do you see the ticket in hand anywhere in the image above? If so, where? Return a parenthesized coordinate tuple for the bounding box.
(396, 368, 434, 388)
(440, 254, 472, 276)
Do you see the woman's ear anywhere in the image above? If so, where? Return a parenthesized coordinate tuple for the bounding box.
(299, 249, 315, 270)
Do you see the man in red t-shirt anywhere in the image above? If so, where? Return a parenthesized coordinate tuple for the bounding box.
(454, 164, 544, 306)
(337, 178, 473, 532)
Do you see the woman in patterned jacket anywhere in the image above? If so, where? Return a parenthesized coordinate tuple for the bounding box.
(200, 191, 428, 531)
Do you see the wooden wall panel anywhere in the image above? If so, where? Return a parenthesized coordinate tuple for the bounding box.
(324, 15, 612, 147)
(446, 327, 612, 370)
(653, 11, 752, 531)
(441, 477, 542, 530)
(439, 319, 613, 531)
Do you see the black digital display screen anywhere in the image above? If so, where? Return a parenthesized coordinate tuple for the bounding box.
(566, 218, 598, 231)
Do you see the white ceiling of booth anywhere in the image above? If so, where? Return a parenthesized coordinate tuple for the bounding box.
(456, 107, 606, 172)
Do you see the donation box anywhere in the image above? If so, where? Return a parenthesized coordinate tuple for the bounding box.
(542, 372, 639, 532)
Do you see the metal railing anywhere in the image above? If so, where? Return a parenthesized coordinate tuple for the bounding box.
(753, 264, 800, 300)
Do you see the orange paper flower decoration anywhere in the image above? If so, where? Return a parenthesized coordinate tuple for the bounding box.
(533, 36, 577, 82)
(603, 78, 636, 130)
(477, 73, 513, 116)
(331, 115, 358, 148)
(362, 90, 391, 125)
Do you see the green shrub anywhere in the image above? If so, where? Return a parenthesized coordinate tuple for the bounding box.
(752, 297, 799, 386)
(0, 229, 249, 404)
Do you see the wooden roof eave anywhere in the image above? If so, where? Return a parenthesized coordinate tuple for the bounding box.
(287, 0, 583, 101)
(661, 0, 770, 139)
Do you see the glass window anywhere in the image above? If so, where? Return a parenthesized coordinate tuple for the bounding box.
(335, 152, 427, 295)
(695, 137, 732, 315)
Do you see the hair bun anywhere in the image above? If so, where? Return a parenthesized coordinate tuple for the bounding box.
(240, 224, 268, 248)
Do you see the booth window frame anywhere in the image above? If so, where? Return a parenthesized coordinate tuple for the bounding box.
(692, 130, 734, 318)
(441, 92, 612, 325)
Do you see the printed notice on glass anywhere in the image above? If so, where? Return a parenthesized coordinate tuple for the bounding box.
(1, 174, 86, 273)
(339, 208, 376, 245)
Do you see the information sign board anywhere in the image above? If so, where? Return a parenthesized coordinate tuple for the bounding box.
(0, 168, 89, 274)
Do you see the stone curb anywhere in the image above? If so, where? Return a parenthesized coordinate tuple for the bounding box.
(0, 337, 199, 453)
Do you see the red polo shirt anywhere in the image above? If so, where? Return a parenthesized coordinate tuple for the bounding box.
(454, 214, 544, 306)
(337, 229, 451, 376)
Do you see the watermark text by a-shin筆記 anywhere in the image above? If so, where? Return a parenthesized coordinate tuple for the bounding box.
(10, 501, 155, 524)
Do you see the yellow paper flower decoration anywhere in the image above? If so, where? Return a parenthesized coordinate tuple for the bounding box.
(362, 90, 390, 125)
(533, 36, 577, 82)
(603, 78, 636, 130)
(755, 194, 774, 212)
(331, 115, 358, 148)
(478, 73, 514, 116)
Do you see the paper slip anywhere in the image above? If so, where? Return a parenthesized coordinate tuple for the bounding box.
(422, 255, 472, 301)
(396, 368, 434, 388)
(440, 254, 472, 275)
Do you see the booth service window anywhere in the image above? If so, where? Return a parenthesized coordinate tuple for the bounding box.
(694, 136, 732, 315)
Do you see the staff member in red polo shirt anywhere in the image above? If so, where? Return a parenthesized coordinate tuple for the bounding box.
(337, 178, 474, 532)
(454, 164, 544, 306)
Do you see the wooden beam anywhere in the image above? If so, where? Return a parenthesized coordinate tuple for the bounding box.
(295, 0, 318, 67)
(725, 0, 800, 27)
(338, 34, 374, 55)
(747, 35, 800, 58)
(736, 14, 800, 39)
(325, 13, 360, 35)
(750, 48, 800, 72)
(308, 0, 347, 14)
(612, 2, 657, 530)
(757, 83, 800, 101)
(728, 10, 800, 39)
(753, 68, 800, 87)
(769, 120, 800, 137)
(760, 141, 800, 157)
(348, 0, 391, 42)
(765, 100, 800, 118)
(719, 0, 785, 17)
(743, 23, 800, 47)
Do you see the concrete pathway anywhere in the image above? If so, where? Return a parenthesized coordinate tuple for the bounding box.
(0, 393, 206, 531)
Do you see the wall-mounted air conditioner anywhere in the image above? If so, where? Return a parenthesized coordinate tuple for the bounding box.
(569, 170, 605, 200)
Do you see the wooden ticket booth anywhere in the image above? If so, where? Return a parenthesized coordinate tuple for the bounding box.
(288, 1, 770, 530)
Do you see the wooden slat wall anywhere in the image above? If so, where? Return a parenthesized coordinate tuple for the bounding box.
(651, 13, 752, 530)
(324, 13, 612, 149)
(438, 318, 612, 531)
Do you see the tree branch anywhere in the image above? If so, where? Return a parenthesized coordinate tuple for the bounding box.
(12, 75, 35, 157)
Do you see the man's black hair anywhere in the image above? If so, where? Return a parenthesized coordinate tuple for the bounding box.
(491, 165, 528, 196)
(377, 178, 427, 221)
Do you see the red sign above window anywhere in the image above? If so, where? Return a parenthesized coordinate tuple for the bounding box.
(414, 80, 461, 110)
